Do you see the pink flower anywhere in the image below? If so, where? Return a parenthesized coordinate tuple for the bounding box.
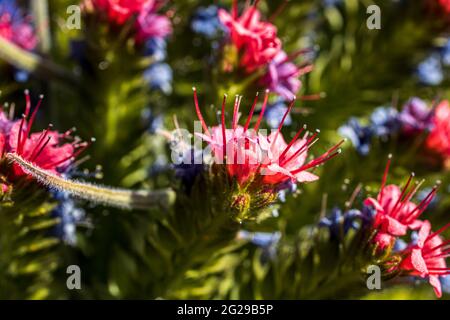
(89, 0, 152, 25)
(193, 88, 343, 189)
(364, 157, 437, 248)
(425, 101, 450, 162)
(88, 0, 171, 42)
(218, 2, 281, 72)
(400, 221, 450, 298)
(0, 92, 90, 179)
(135, 3, 172, 43)
(260, 51, 312, 101)
(0, 1, 37, 50)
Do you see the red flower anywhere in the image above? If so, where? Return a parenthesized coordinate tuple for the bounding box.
(89, 0, 151, 25)
(193, 88, 343, 189)
(425, 101, 450, 163)
(88, 0, 171, 42)
(400, 221, 450, 298)
(438, 0, 450, 13)
(0, 92, 90, 179)
(218, 1, 282, 72)
(364, 157, 437, 248)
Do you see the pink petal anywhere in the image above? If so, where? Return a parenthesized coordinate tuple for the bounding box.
(429, 275, 442, 298)
(411, 248, 428, 275)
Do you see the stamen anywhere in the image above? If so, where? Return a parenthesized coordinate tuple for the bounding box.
(16, 114, 26, 155)
(24, 89, 31, 116)
(22, 94, 44, 146)
(292, 148, 342, 173)
(221, 94, 227, 161)
(379, 154, 392, 204)
(281, 131, 319, 165)
(192, 87, 210, 136)
(232, 95, 241, 130)
(244, 92, 259, 132)
(390, 172, 415, 219)
(423, 239, 450, 256)
(29, 124, 53, 160)
(427, 222, 450, 242)
(253, 89, 270, 133)
(405, 186, 438, 222)
(31, 135, 52, 162)
(279, 124, 307, 161)
(271, 97, 296, 147)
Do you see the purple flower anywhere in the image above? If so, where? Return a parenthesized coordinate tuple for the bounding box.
(174, 148, 204, 193)
(0, 0, 37, 50)
(399, 97, 434, 134)
(261, 51, 307, 100)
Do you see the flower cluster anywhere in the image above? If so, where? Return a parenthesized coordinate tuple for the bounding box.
(363, 158, 449, 297)
(339, 97, 437, 156)
(82, 0, 173, 94)
(424, 100, 450, 165)
(193, 89, 344, 193)
(319, 207, 369, 240)
(416, 38, 450, 86)
(0, 91, 89, 182)
(0, 0, 37, 50)
(87, 0, 172, 43)
(338, 105, 400, 156)
(191, 2, 311, 101)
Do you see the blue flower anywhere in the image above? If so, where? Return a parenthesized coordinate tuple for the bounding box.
(142, 108, 164, 134)
(369, 106, 400, 137)
(319, 207, 362, 240)
(50, 192, 85, 245)
(417, 54, 444, 86)
(264, 100, 292, 129)
(174, 148, 204, 193)
(191, 6, 224, 38)
(323, 0, 343, 7)
(277, 180, 297, 202)
(14, 69, 29, 82)
(143, 62, 173, 94)
(393, 239, 408, 252)
(441, 39, 450, 67)
(442, 275, 450, 294)
(238, 231, 281, 261)
(143, 37, 167, 61)
(338, 118, 373, 156)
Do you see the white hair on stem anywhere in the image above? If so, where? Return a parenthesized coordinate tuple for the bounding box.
(6, 153, 175, 210)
